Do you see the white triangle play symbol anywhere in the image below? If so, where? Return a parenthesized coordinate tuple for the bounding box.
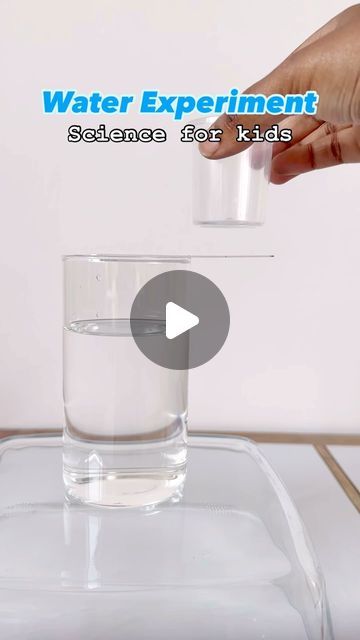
(166, 302, 199, 340)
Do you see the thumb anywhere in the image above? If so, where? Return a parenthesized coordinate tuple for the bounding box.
(199, 63, 300, 159)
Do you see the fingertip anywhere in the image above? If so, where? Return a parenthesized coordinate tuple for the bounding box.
(198, 140, 221, 159)
(270, 171, 295, 185)
(271, 153, 290, 176)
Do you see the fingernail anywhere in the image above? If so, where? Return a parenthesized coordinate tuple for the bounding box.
(198, 140, 220, 158)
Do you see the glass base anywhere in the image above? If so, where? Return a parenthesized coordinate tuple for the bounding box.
(194, 220, 264, 227)
(63, 466, 186, 507)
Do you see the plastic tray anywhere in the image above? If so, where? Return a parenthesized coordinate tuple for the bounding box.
(0, 433, 333, 639)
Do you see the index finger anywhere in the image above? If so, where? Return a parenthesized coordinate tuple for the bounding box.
(198, 71, 293, 159)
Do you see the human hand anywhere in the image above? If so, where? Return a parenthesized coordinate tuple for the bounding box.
(199, 4, 360, 184)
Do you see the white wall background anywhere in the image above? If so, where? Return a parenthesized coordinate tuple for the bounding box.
(0, 0, 359, 433)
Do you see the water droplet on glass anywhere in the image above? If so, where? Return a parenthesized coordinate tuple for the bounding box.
(96, 274, 101, 282)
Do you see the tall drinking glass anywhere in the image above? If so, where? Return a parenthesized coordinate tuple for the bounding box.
(63, 255, 189, 507)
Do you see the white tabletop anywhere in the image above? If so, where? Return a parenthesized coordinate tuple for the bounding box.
(329, 445, 360, 491)
(259, 443, 360, 640)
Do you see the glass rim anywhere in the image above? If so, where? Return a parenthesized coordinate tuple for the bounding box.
(188, 115, 218, 126)
(62, 254, 191, 264)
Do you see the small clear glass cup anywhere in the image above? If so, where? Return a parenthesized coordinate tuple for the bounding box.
(192, 117, 272, 226)
(63, 254, 190, 508)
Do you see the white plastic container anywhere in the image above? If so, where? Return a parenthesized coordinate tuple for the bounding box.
(0, 432, 333, 639)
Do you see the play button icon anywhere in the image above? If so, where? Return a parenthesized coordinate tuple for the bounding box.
(130, 270, 230, 370)
(166, 302, 199, 340)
